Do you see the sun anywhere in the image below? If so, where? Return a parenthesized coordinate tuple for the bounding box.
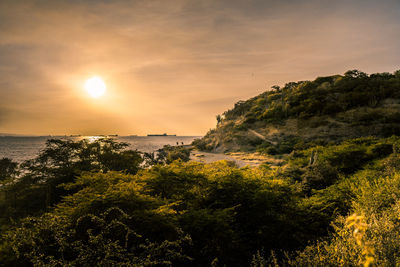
(84, 76, 107, 98)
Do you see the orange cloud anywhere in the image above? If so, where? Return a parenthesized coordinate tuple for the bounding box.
(0, 0, 399, 135)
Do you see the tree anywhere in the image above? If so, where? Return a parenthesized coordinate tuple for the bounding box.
(344, 69, 368, 78)
(271, 85, 281, 91)
(1, 138, 144, 220)
(216, 114, 222, 124)
(0, 158, 18, 182)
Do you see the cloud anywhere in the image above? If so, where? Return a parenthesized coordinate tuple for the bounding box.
(0, 0, 400, 135)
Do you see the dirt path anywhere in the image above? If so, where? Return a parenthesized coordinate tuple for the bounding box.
(190, 150, 282, 168)
(191, 150, 250, 167)
(248, 129, 278, 145)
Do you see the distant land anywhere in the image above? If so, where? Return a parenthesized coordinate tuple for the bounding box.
(0, 133, 192, 137)
(0, 133, 35, 137)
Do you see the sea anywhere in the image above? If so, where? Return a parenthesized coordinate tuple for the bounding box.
(0, 136, 201, 162)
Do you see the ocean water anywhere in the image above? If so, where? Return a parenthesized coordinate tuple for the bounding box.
(0, 136, 200, 162)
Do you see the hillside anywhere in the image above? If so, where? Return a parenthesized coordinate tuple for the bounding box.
(194, 70, 400, 153)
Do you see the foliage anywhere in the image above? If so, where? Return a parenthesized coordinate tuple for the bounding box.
(6, 136, 398, 266)
(290, 172, 400, 266)
(1, 157, 309, 266)
(3, 103, 400, 265)
(7, 209, 192, 266)
(143, 145, 191, 165)
(195, 69, 400, 152)
(0, 158, 18, 182)
(0, 138, 143, 222)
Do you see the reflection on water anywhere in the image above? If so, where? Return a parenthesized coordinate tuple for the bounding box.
(83, 136, 104, 143)
(0, 136, 201, 162)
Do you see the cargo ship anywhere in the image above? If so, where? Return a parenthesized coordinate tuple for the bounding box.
(147, 133, 176, 137)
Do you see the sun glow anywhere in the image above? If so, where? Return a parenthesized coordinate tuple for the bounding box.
(84, 76, 107, 98)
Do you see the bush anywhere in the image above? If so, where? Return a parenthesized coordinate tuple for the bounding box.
(291, 173, 400, 266)
(157, 145, 191, 164)
(301, 162, 338, 193)
(0, 158, 18, 182)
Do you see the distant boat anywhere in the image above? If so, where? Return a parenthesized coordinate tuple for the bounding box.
(147, 133, 177, 137)
(108, 134, 118, 137)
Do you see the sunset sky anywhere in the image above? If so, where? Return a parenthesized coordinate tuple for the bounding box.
(1, 0, 400, 136)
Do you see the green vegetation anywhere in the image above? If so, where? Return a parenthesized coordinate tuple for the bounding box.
(2, 70, 400, 266)
(195, 70, 400, 152)
(143, 145, 191, 165)
(2, 136, 400, 266)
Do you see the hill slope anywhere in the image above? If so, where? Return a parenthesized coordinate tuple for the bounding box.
(194, 70, 400, 153)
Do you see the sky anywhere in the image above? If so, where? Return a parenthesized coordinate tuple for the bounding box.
(0, 0, 400, 136)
